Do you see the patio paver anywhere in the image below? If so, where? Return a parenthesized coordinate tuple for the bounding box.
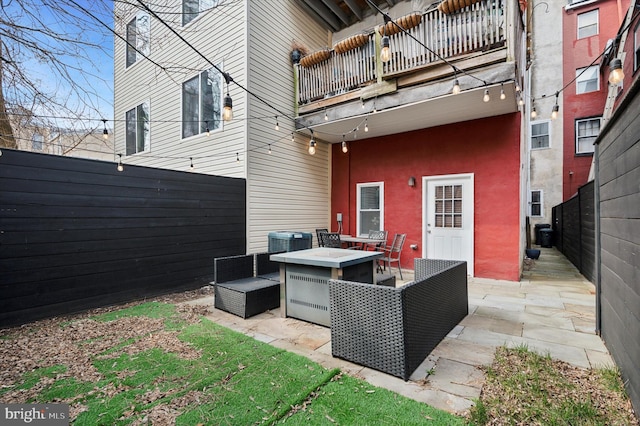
(184, 246, 613, 416)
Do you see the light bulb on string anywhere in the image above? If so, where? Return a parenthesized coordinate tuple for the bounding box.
(608, 58, 624, 85)
(275, 116, 279, 131)
(268, 144, 272, 154)
(116, 153, 124, 172)
(500, 84, 506, 100)
(551, 93, 559, 120)
(236, 152, 240, 163)
(380, 35, 391, 62)
(102, 119, 108, 140)
(531, 102, 537, 119)
(452, 78, 461, 95)
(518, 95, 524, 106)
(205, 120, 210, 136)
(364, 119, 369, 132)
(342, 135, 348, 153)
(189, 157, 194, 171)
(515, 82, 521, 92)
(291, 132, 295, 142)
(324, 109, 328, 121)
(483, 88, 490, 103)
(308, 130, 316, 155)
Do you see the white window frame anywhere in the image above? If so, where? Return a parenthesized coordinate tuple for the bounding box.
(576, 66, 600, 94)
(125, 100, 150, 156)
(356, 182, 384, 237)
(31, 133, 43, 151)
(181, 67, 223, 140)
(126, 12, 150, 68)
(530, 190, 543, 217)
(577, 9, 598, 39)
(182, 0, 218, 26)
(530, 120, 550, 150)
(575, 117, 601, 154)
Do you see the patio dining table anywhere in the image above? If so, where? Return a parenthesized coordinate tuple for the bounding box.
(339, 234, 386, 249)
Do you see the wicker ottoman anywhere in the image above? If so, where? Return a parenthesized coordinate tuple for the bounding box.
(214, 278, 280, 318)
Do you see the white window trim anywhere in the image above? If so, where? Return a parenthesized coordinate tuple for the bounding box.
(635, 21, 640, 71)
(530, 119, 551, 150)
(577, 9, 598, 39)
(530, 190, 543, 217)
(124, 100, 151, 156)
(182, 0, 218, 27)
(180, 66, 224, 140)
(575, 117, 601, 154)
(576, 65, 600, 94)
(356, 182, 384, 237)
(125, 11, 150, 69)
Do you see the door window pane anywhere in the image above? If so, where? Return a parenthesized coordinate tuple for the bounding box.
(435, 185, 462, 228)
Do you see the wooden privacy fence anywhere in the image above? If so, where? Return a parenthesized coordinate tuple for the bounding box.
(0, 149, 246, 327)
(551, 180, 595, 283)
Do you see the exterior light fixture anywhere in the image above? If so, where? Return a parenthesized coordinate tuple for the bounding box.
(380, 35, 391, 62)
(483, 88, 490, 102)
(452, 79, 461, 95)
(408, 176, 416, 187)
(608, 58, 624, 85)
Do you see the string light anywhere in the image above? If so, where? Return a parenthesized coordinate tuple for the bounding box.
(364, 119, 369, 132)
(531, 100, 537, 119)
(608, 58, 624, 85)
(380, 35, 391, 62)
(324, 109, 328, 121)
(268, 144, 272, 154)
(308, 130, 316, 155)
(483, 88, 490, 103)
(102, 119, 108, 140)
(236, 152, 239, 162)
(274, 116, 279, 131)
(205, 120, 210, 136)
(500, 84, 506, 100)
(551, 92, 559, 120)
(342, 134, 348, 153)
(452, 78, 461, 95)
(518, 95, 524, 106)
(222, 74, 233, 122)
(116, 153, 124, 172)
(291, 132, 295, 142)
(189, 157, 194, 171)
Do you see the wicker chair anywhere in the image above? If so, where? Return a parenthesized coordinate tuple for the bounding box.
(329, 258, 468, 380)
(377, 233, 406, 279)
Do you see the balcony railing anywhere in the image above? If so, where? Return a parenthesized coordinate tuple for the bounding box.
(297, 0, 506, 105)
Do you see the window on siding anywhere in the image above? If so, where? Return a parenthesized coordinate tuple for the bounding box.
(530, 190, 543, 217)
(575, 117, 601, 154)
(576, 66, 599, 94)
(183, 0, 218, 26)
(126, 12, 150, 68)
(125, 101, 150, 156)
(577, 10, 598, 39)
(182, 67, 222, 139)
(31, 134, 43, 151)
(530, 121, 550, 149)
(635, 22, 640, 71)
(357, 183, 384, 236)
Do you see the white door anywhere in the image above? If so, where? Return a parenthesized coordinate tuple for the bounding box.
(423, 174, 474, 276)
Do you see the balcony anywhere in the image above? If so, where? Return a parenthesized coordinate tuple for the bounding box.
(295, 0, 523, 142)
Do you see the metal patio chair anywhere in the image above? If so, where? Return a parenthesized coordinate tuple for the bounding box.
(377, 233, 407, 279)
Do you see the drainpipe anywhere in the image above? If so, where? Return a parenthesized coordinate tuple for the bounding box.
(594, 142, 601, 334)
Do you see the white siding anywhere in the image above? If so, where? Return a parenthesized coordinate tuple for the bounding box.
(246, 0, 331, 252)
(114, 0, 247, 177)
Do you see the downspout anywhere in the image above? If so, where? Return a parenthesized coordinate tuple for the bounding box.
(594, 141, 601, 334)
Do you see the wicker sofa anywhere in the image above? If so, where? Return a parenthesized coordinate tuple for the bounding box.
(328, 258, 468, 381)
(213, 253, 281, 319)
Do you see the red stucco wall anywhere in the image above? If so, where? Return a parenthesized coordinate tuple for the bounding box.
(331, 113, 522, 281)
(562, 0, 630, 200)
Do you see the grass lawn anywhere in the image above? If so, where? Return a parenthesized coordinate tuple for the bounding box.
(0, 301, 464, 425)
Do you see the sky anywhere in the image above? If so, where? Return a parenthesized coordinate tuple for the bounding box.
(2, 0, 115, 127)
